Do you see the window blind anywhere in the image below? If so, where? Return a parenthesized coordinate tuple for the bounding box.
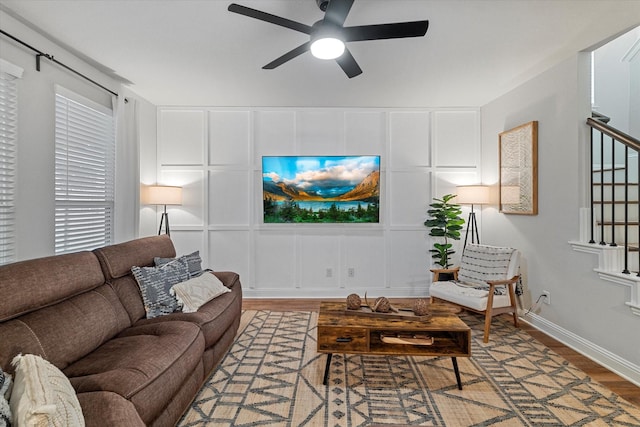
(54, 88, 115, 254)
(0, 69, 18, 265)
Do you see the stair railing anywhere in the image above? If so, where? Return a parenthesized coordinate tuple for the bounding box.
(587, 115, 640, 275)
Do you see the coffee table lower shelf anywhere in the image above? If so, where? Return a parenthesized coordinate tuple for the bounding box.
(322, 353, 463, 390)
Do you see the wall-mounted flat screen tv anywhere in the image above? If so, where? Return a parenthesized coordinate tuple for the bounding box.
(262, 155, 380, 223)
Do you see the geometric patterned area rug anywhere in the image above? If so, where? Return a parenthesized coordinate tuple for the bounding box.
(178, 310, 640, 426)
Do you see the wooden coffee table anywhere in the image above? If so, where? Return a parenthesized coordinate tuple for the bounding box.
(317, 301, 471, 390)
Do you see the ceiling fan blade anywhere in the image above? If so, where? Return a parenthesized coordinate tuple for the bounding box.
(343, 20, 429, 42)
(228, 3, 313, 34)
(263, 42, 311, 69)
(324, 0, 354, 27)
(335, 48, 362, 78)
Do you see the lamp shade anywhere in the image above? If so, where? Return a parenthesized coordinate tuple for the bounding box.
(141, 185, 182, 206)
(456, 185, 490, 205)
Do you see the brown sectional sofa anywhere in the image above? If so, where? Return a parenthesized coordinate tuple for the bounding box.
(0, 235, 242, 426)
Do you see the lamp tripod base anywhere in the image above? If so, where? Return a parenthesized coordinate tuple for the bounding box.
(463, 209, 479, 248)
(158, 206, 171, 236)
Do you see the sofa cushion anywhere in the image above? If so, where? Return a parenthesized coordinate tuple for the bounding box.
(93, 235, 177, 324)
(65, 321, 204, 424)
(136, 272, 242, 349)
(0, 284, 131, 373)
(457, 244, 517, 286)
(105, 276, 147, 325)
(93, 235, 176, 281)
(171, 271, 231, 313)
(10, 354, 84, 427)
(0, 252, 104, 322)
(132, 258, 189, 318)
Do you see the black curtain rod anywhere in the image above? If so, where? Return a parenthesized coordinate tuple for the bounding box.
(0, 29, 119, 97)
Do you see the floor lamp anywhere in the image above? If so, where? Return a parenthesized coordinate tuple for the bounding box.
(141, 185, 182, 236)
(456, 185, 490, 248)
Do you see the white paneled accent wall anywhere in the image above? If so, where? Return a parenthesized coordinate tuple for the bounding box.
(151, 108, 480, 298)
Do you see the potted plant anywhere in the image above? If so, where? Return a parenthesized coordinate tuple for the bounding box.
(424, 194, 464, 272)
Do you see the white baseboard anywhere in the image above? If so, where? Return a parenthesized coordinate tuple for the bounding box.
(243, 287, 424, 299)
(521, 312, 640, 387)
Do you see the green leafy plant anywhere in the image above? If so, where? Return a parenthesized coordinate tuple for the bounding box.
(424, 194, 464, 268)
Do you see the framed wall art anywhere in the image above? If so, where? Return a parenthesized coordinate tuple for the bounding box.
(262, 155, 380, 223)
(499, 121, 538, 215)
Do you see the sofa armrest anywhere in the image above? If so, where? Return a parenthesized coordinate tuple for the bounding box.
(211, 271, 241, 289)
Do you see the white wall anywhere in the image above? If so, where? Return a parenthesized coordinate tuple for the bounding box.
(1, 11, 145, 260)
(133, 89, 159, 238)
(593, 27, 640, 135)
(481, 54, 640, 375)
(145, 107, 482, 297)
(632, 58, 640, 139)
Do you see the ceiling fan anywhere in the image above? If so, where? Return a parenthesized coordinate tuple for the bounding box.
(227, 0, 429, 78)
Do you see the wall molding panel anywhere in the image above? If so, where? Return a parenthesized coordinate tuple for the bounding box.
(152, 107, 481, 298)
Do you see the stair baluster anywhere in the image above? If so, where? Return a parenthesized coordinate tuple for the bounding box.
(589, 127, 595, 244)
(587, 115, 640, 274)
(599, 130, 606, 245)
(624, 145, 630, 274)
(610, 134, 617, 247)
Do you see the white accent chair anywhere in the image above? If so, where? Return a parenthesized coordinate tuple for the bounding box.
(429, 243, 520, 343)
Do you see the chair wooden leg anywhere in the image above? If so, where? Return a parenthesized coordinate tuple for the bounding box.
(483, 286, 496, 343)
(483, 308, 494, 343)
(508, 282, 519, 328)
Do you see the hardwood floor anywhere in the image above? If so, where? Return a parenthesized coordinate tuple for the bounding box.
(242, 298, 640, 408)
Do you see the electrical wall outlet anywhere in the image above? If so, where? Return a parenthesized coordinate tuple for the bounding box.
(348, 268, 355, 277)
(542, 290, 551, 305)
(326, 268, 333, 278)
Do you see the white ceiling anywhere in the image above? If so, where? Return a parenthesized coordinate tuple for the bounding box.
(1, 0, 639, 107)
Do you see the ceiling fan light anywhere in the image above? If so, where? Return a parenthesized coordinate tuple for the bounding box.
(310, 37, 345, 60)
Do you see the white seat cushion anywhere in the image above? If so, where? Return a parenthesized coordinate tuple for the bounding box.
(429, 281, 512, 311)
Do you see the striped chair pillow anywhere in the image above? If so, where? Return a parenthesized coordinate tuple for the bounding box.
(457, 244, 516, 286)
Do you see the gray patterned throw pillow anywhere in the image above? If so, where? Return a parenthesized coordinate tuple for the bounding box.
(0, 367, 11, 427)
(154, 250, 203, 278)
(132, 257, 190, 318)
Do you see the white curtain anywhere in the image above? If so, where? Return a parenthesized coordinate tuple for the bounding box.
(113, 90, 140, 243)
